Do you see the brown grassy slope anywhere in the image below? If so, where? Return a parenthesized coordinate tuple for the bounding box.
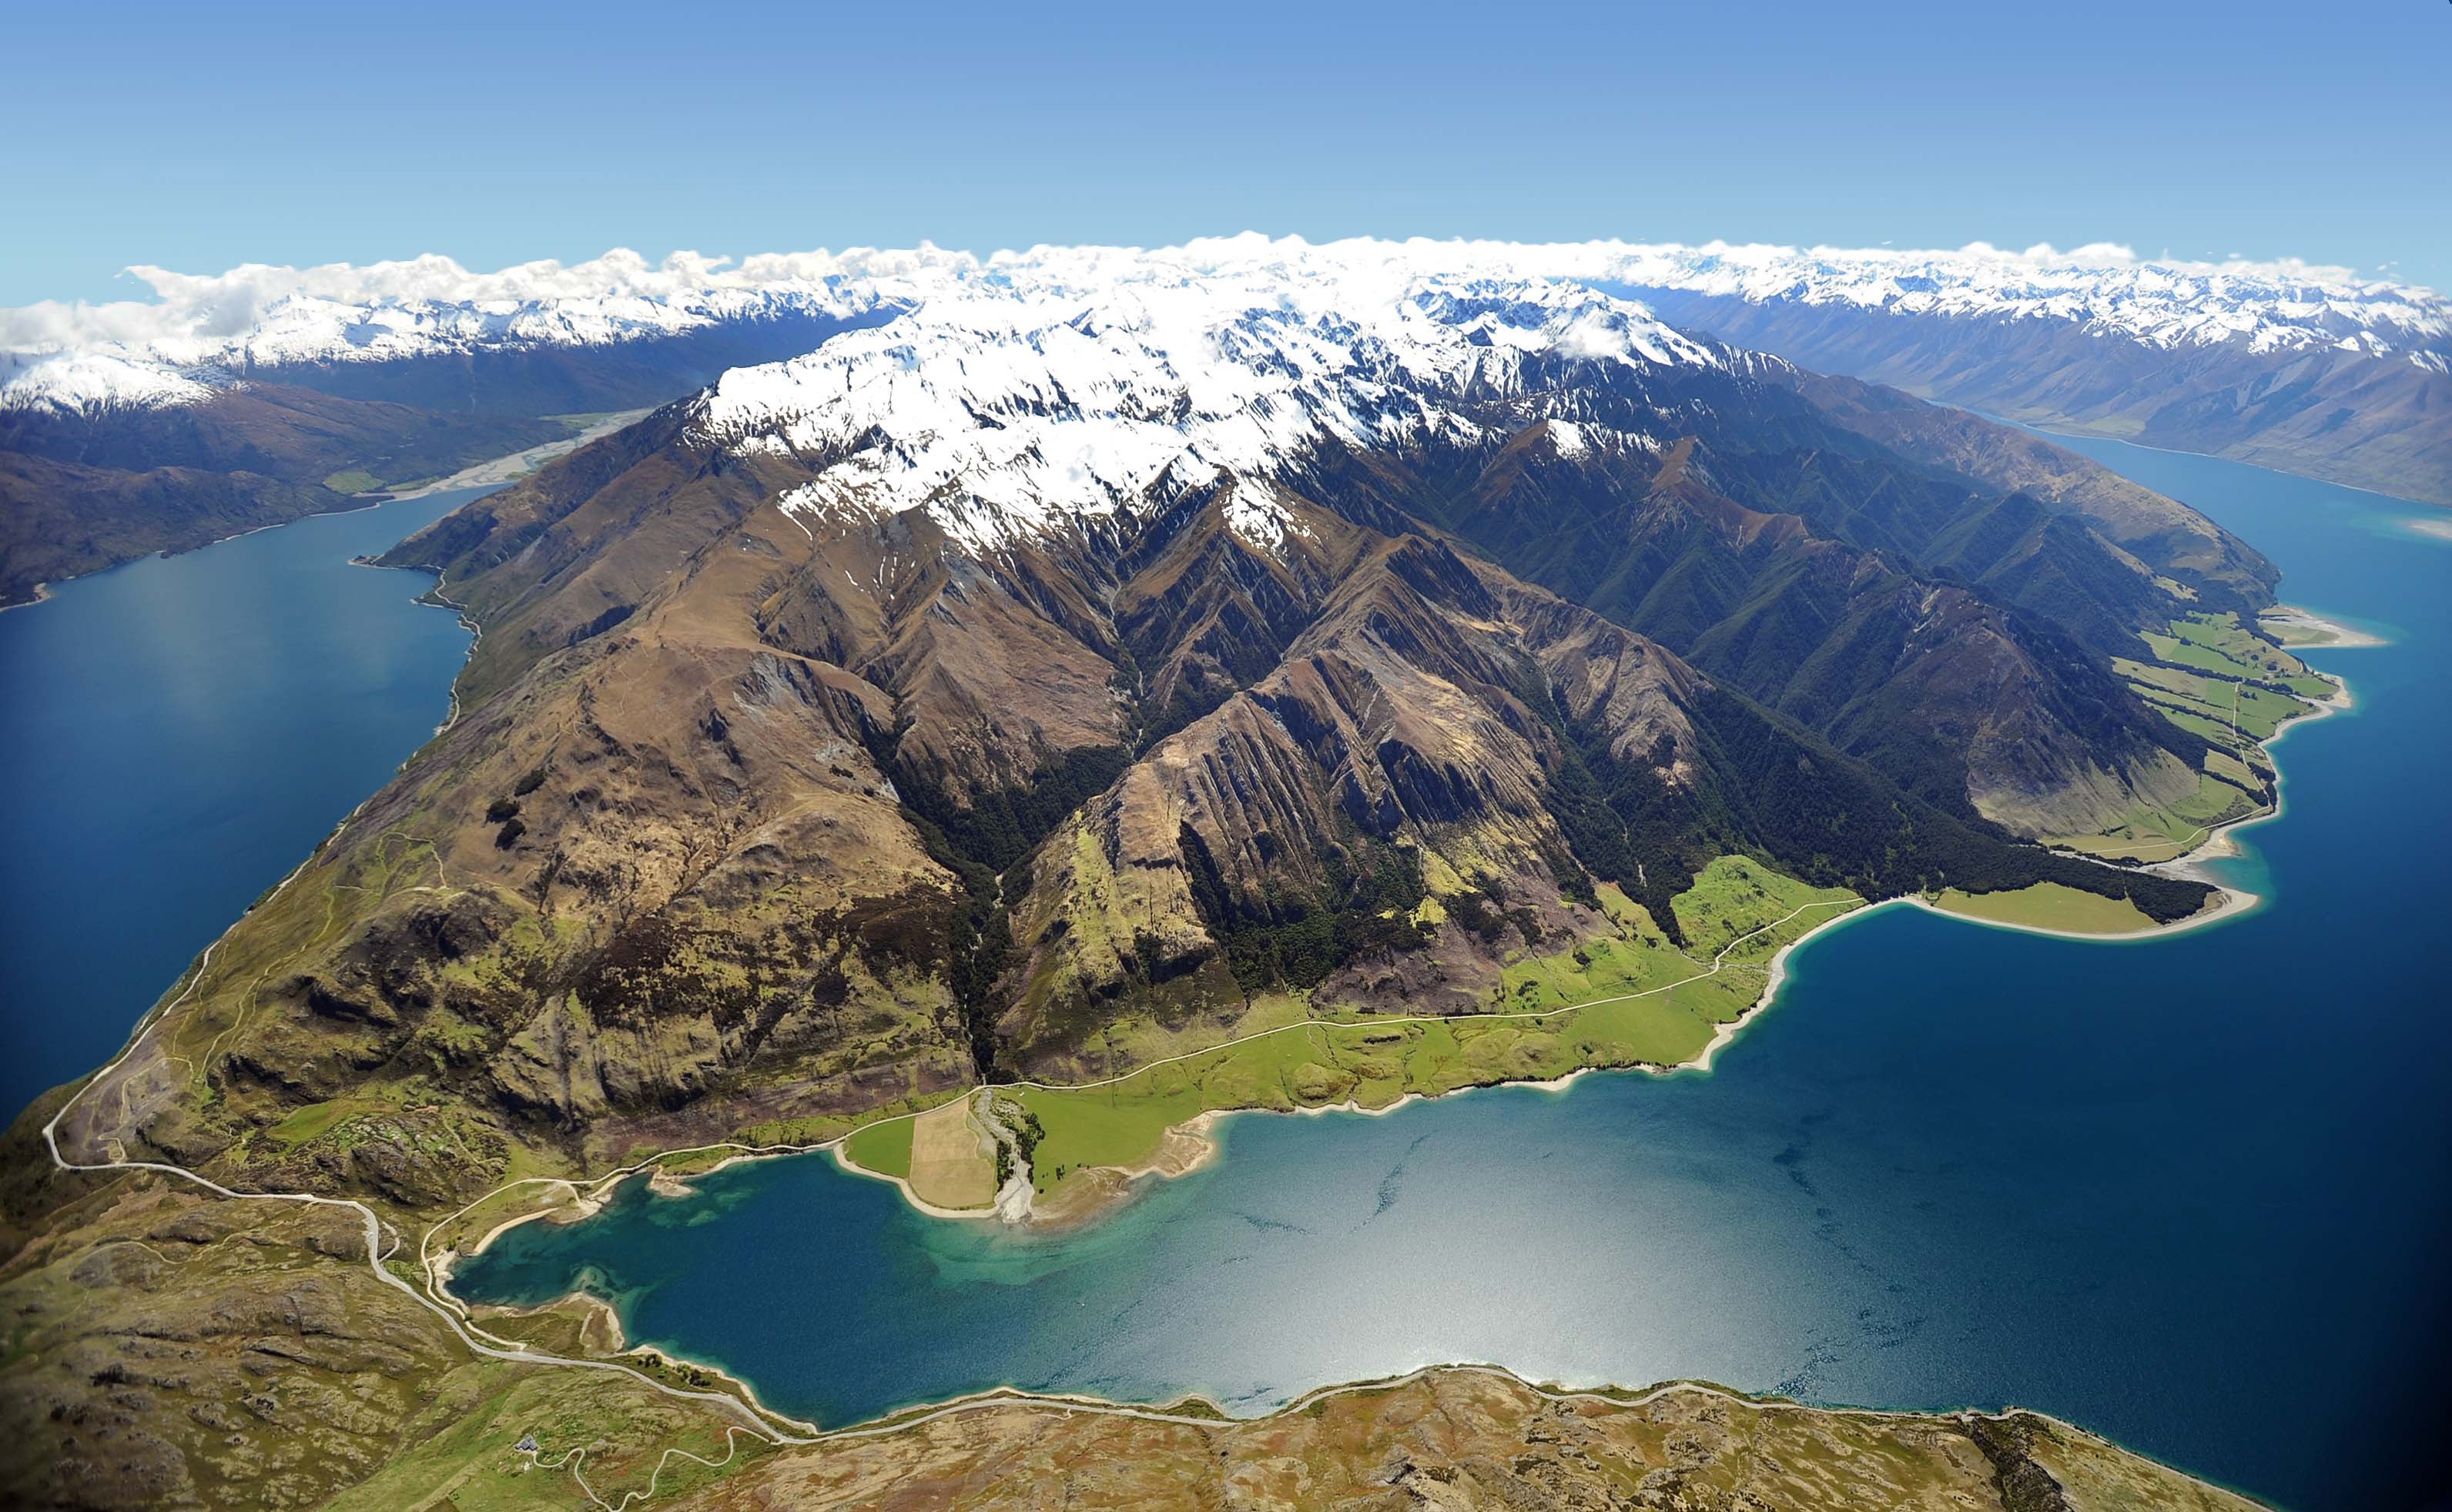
(0, 451, 337, 606)
(57, 427, 1746, 1186)
(0, 385, 569, 607)
(662, 1370, 2260, 1512)
(0, 1161, 759, 1512)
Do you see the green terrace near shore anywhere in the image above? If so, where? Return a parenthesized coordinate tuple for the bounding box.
(2052, 610, 2338, 863)
(838, 859, 1863, 1214)
(1931, 881, 2155, 936)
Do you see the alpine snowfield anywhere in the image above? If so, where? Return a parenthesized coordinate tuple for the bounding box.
(686, 250, 1713, 554)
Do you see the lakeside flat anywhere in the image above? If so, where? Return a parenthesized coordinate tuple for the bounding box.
(1931, 881, 2159, 935)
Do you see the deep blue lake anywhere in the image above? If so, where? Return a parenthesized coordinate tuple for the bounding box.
(4, 440, 2446, 1510)
(454, 441, 2452, 1512)
(0, 490, 485, 1120)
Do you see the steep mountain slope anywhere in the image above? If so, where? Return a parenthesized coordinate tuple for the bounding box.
(1385, 388, 2216, 838)
(1746, 362, 2281, 608)
(45, 259, 2221, 1169)
(0, 450, 337, 605)
(0, 381, 548, 481)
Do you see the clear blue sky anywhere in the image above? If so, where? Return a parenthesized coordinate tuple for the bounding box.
(9, 0, 2447, 306)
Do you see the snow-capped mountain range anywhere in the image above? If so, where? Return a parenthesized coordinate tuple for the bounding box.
(0, 249, 926, 414)
(1600, 242, 2452, 366)
(7, 236, 2446, 418)
(686, 251, 1709, 554)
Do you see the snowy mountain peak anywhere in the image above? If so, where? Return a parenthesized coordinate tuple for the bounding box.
(688, 250, 1713, 555)
(0, 350, 216, 413)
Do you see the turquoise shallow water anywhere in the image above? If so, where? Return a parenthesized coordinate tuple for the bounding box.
(453, 443, 2452, 1512)
(0, 489, 486, 1119)
(2, 443, 2446, 1509)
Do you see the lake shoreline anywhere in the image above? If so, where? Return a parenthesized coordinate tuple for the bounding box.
(427, 608, 2372, 1459)
(2259, 604, 2386, 649)
(447, 825, 2256, 1264)
(411, 426, 2434, 1507)
(0, 414, 638, 618)
(454, 674, 2343, 1252)
(2018, 415, 2452, 513)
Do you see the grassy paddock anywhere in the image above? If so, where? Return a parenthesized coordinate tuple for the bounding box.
(323, 1363, 763, 1512)
(1933, 882, 2158, 935)
(2058, 607, 2341, 860)
(2045, 768, 2262, 861)
(841, 1117, 914, 1182)
(1016, 859, 1859, 1204)
(2142, 611, 2333, 698)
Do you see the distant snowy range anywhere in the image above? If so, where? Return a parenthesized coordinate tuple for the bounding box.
(9, 235, 2442, 406)
(8, 237, 2446, 415)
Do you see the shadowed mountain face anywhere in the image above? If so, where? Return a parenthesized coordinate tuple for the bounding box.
(1623, 285, 2452, 507)
(1362, 366, 2236, 840)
